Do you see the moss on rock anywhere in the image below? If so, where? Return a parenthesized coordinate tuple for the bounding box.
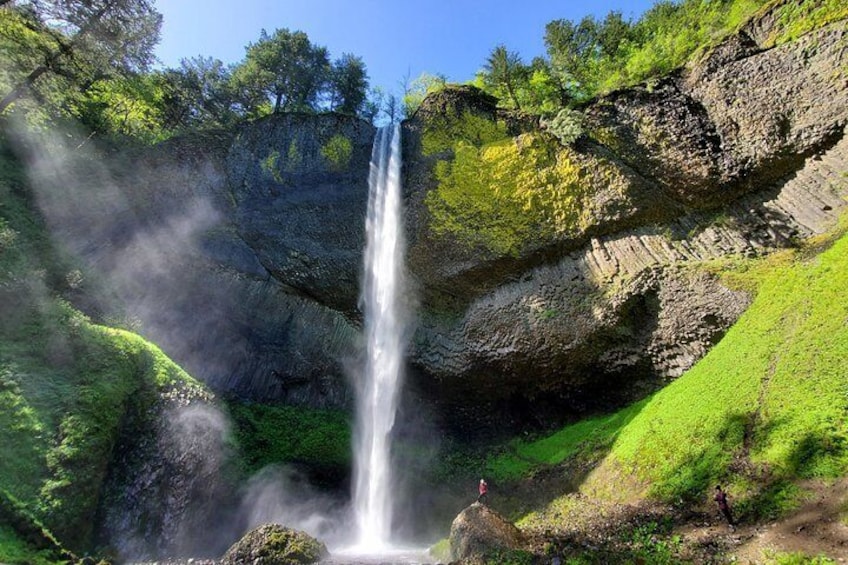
(221, 523, 327, 565)
(424, 131, 614, 256)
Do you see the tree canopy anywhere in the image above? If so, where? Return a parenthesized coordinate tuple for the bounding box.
(0, 0, 162, 113)
(0, 4, 379, 142)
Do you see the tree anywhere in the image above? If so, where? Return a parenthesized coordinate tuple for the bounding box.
(234, 28, 330, 114)
(402, 72, 446, 118)
(482, 44, 526, 110)
(328, 53, 368, 115)
(160, 56, 242, 128)
(0, 0, 162, 113)
(382, 92, 401, 124)
(544, 15, 601, 101)
(361, 86, 384, 124)
(597, 11, 631, 58)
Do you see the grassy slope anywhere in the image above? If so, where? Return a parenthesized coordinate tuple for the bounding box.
(483, 226, 848, 523)
(0, 145, 210, 560)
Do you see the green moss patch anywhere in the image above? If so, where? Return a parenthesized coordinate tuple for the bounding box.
(0, 148, 209, 553)
(425, 130, 627, 256)
(320, 134, 353, 171)
(228, 401, 351, 477)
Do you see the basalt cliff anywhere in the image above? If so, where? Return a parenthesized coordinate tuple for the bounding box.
(45, 10, 847, 437)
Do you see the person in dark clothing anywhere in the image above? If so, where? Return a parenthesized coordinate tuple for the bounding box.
(714, 485, 735, 528)
(477, 478, 488, 504)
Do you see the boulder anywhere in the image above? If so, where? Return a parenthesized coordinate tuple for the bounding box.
(449, 502, 525, 562)
(221, 523, 328, 565)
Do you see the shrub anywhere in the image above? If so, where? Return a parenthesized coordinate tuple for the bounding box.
(542, 108, 584, 146)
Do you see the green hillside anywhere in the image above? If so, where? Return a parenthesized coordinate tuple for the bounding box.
(485, 223, 848, 523)
(0, 144, 212, 561)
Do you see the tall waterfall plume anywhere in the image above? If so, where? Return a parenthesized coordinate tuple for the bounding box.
(353, 124, 407, 549)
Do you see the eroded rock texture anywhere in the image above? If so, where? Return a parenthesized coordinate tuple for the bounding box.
(37, 10, 847, 434)
(402, 15, 848, 432)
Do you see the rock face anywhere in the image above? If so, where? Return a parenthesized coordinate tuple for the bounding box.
(37, 9, 848, 434)
(399, 13, 848, 433)
(34, 116, 372, 408)
(221, 523, 327, 565)
(449, 503, 525, 562)
(97, 380, 237, 560)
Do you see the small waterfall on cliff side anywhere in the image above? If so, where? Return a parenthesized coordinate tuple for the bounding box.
(352, 123, 406, 550)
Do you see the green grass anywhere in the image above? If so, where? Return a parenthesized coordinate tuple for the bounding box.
(604, 232, 848, 507)
(764, 550, 837, 565)
(484, 228, 848, 521)
(227, 400, 351, 477)
(0, 525, 56, 565)
(484, 399, 648, 482)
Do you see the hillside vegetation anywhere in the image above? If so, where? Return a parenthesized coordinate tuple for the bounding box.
(477, 221, 848, 529)
(0, 142, 215, 560)
(471, 0, 848, 114)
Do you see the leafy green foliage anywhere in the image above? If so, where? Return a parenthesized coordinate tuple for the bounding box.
(484, 548, 535, 565)
(764, 551, 837, 565)
(542, 107, 585, 145)
(320, 134, 353, 171)
(0, 0, 162, 114)
(474, 0, 846, 113)
(155, 57, 242, 130)
(626, 521, 682, 565)
(402, 72, 447, 118)
(233, 28, 331, 114)
(482, 45, 526, 110)
(328, 53, 369, 115)
(0, 525, 56, 565)
(227, 401, 351, 475)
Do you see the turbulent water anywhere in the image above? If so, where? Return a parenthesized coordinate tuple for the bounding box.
(352, 124, 407, 550)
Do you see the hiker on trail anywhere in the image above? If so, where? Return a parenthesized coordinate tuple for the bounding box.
(714, 485, 735, 528)
(477, 478, 488, 504)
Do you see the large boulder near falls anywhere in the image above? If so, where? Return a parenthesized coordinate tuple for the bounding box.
(221, 523, 328, 565)
(449, 502, 525, 562)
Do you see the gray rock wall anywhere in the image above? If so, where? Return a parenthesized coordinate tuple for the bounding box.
(402, 18, 848, 431)
(44, 15, 847, 431)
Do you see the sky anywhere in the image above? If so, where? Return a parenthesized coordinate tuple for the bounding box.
(154, 0, 658, 97)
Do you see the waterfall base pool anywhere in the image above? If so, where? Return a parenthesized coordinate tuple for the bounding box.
(325, 546, 434, 564)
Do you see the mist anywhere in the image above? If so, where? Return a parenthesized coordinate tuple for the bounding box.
(2, 115, 449, 558)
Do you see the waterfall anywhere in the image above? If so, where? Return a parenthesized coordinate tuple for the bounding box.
(352, 123, 406, 549)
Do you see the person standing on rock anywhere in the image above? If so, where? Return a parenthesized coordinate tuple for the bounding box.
(477, 478, 489, 504)
(714, 485, 735, 529)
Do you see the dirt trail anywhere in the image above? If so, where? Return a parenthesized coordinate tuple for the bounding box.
(679, 479, 848, 563)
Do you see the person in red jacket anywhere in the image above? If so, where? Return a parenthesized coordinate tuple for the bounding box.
(477, 478, 488, 504)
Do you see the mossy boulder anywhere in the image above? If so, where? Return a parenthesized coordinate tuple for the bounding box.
(449, 502, 525, 562)
(221, 523, 328, 565)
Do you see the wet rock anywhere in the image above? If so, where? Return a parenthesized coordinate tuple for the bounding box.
(449, 502, 525, 562)
(220, 523, 327, 565)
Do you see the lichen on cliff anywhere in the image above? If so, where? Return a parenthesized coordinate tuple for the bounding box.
(421, 110, 507, 156)
(424, 128, 612, 256)
(320, 134, 353, 171)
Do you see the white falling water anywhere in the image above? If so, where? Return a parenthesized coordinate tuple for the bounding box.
(353, 123, 406, 550)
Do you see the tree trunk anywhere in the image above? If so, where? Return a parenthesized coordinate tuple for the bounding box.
(506, 82, 521, 111)
(0, 66, 48, 113)
(0, 0, 114, 113)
